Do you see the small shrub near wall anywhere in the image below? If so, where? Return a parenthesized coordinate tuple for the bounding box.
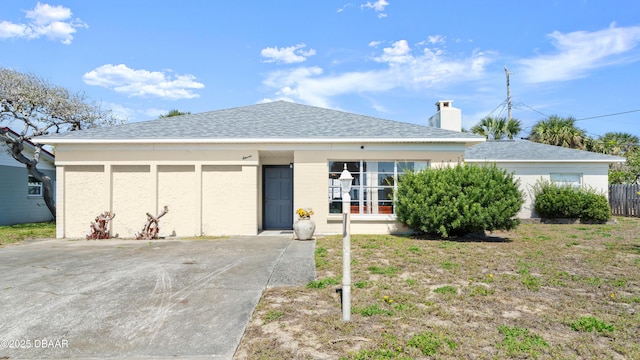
(579, 192, 611, 222)
(533, 182, 583, 219)
(533, 181, 611, 223)
(395, 163, 524, 237)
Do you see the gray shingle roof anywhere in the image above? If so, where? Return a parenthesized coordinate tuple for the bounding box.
(35, 101, 483, 143)
(465, 140, 625, 163)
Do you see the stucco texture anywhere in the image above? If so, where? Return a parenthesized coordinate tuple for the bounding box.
(202, 165, 258, 236)
(495, 162, 610, 218)
(111, 165, 153, 237)
(63, 165, 106, 237)
(52, 143, 466, 238)
(293, 149, 457, 235)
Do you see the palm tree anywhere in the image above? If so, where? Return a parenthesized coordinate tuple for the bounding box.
(528, 115, 586, 149)
(471, 116, 522, 140)
(504, 118, 522, 140)
(592, 133, 640, 184)
(596, 132, 639, 156)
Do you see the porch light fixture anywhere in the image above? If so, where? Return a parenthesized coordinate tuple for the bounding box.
(338, 163, 353, 321)
(338, 163, 353, 198)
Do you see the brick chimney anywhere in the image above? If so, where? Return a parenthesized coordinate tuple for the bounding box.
(428, 100, 461, 132)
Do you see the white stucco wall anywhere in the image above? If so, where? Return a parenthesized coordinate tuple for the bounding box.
(158, 165, 197, 237)
(54, 145, 260, 238)
(61, 165, 106, 237)
(202, 165, 257, 236)
(111, 165, 153, 237)
(52, 142, 469, 237)
(293, 147, 465, 235)
(482, 162, 611, 218)
(50, 138, 620, 237)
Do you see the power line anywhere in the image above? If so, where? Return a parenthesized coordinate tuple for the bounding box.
(485, 100, 639, 124)
(575, 109, 640, 122)
(512, 102, 550, 118)
(484, 99, 507, 119)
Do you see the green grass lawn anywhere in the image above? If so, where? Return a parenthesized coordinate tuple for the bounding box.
(0, 222, 55, 246)
(235, 217, 640, 359)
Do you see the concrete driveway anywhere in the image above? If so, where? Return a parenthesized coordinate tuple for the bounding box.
(0, 235, 315, 359)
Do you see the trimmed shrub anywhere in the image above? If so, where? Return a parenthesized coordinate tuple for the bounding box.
(395, 163, 524, 237)
(533, 181, 583, 219)
(533, 180, 610, 223)
(579, 191, 611, 223)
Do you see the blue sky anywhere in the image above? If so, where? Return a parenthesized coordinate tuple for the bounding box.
(2, 0, 640, 139)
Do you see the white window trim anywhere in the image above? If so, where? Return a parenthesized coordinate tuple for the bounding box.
(329, 160, 429, 216)
(328, 214, 397, 222)
(550, 173, 583, 188)
(28, 175, 43, 197)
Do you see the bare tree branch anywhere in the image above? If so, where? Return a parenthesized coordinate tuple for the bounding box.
(0, 67, 122, 219)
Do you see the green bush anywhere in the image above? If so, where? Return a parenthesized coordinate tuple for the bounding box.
(533, 181, 610, 222)
(395, 163, 524, 237)
(579, 191, 611, 222)
(533, 182, 583, 219)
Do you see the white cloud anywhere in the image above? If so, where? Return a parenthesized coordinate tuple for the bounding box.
(102, 104, 190, 123)
(370, 100, 389, 113)
(103, 102, 135, 123)
(262, 40, 490, 108)
(362, 0, 389, 18)
(369, 40, 381, 47)
(337, 3, 354, 13)
(0, 3, 87, 44)
(261, 44, 316, 64)
(518, 23, 640, 83)
(259, 97, 295, 104)
(428, 35, 446, 44)
(375, 40, 412, 63)
(83, 64, 205, 100)
(26, 3, 72, 23)
(0, 21, 29, 38)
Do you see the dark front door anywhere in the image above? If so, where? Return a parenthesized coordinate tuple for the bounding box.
(263, 166, 293, 229)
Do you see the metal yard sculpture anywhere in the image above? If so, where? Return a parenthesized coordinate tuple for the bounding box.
(136, 205, 169, 240)
(87, 211, 116, 240)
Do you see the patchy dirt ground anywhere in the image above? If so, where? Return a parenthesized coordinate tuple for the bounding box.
(235, 218, 640, 359)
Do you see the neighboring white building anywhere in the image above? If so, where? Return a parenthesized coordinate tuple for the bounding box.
(464, 140, 625, 218)
(1, 127, 56, 225)
(425, 101, 624, 219)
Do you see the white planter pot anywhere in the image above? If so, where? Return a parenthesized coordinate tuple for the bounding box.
(293, 218, 316, 240)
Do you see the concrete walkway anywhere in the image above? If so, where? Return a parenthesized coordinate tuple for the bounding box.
(0, 236, 316, 359)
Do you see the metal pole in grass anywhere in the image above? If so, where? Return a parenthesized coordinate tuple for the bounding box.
(339, 163, 354, 321)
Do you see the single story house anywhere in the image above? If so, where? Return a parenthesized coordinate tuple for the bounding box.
(1, 127, 56, 225)
(35, 101, 485, 238)
(465, 140, 625, 218)
(34, 101, 626, 238)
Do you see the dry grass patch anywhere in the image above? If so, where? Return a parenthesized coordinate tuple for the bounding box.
(235, 217, 640, 359)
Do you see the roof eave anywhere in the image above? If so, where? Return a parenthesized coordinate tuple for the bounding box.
(465, 158, 626, 164)
(35, 137, 486, 145)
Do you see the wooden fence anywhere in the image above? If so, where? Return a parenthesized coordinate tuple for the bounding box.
(609, 184, 640, 217)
